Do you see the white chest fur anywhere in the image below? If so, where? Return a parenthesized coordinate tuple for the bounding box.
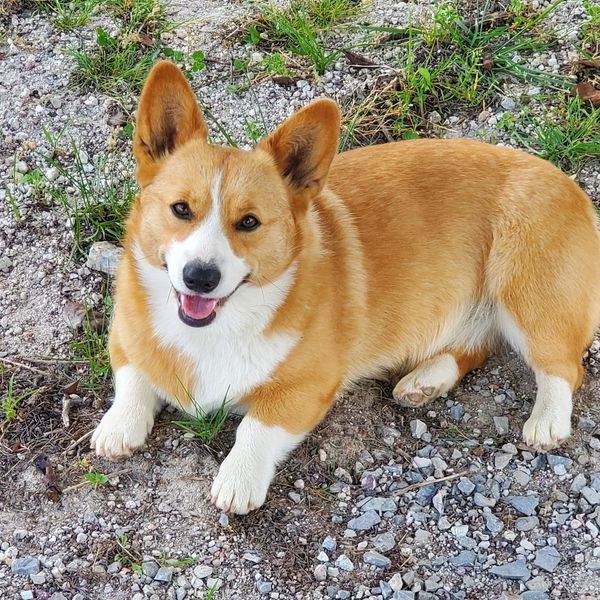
(133, 245, 299, 412)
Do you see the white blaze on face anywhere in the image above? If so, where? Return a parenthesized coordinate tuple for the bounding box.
(165, 170, 249, 298)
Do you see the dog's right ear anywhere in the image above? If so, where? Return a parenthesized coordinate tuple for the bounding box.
(134, 61, 208, 187)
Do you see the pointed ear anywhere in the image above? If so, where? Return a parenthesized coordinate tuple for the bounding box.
(133, 61, 208, 187)
(258, 98, 340, 201)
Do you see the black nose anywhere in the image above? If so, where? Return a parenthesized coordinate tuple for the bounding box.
(182, 261, 221, 293)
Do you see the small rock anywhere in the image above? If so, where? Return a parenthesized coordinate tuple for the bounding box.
(11, 558, 40, 576)
(410, 419, 427, 439)
(546, 454, 572, 470)
(570, 473, 587, 494)
(458, 479, 475, 495)
(314, 564, 327, 581)
(256, 581, 272, 594)
(493, 416, 509, 435)
(347, 510, 381, 531)
(450, 551, 476, 568)
(474, 493, 496, 508)
(218, 513, 229, 528)
(506, 495, 539, 516)
(87, 241, 124, 276)
(581, 486, 600, 505)
(361, 496, 397, 513)
(485, 513, 504, 534)
(415, 484, 437, 506)
(15, 160, 28, 174)
(335, 554, 354, 572)
(193, 565, 213, 579)
(449, 403, 465, 421)
(322, 536, 337, 552)
(154, 567, 173, 583)
(534, 546, 561, 573)
(385, 573, 402, 592)
(372, 532, 395, 554)
(495, 453, 512, 469)
(364, 550, 391, 569)
(243, 551, 261, 564)
(516, 517, 539, 532)
(490, 558, 530, 580)
(142, 561, 159, 578)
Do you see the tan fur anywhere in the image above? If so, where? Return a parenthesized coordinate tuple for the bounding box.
(112, 61, 600, 446)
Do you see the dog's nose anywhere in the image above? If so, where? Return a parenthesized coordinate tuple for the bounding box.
(183, 261, 221, 293)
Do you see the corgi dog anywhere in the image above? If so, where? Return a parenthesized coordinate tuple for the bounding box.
(91, 61, 600, 514)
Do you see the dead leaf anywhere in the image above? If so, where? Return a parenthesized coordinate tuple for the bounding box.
(271, 76, 296, 86)
(62, 300, 86, 330)
(576, 57, 600, 69)
(571, 82, 600, 106)
(34, 454, 62, 501)
(137, 33, 155, 47)
(482, 54, 494, 71)
(344, 50, 377, 68)
(63, 380, 79, 395)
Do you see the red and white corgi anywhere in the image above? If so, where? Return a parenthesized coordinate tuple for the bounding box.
(91, 61, 600, 514)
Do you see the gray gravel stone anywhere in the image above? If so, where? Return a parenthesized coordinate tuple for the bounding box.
(534, 546, 561, 572)
(193, 565, 213, 579)
(256, 581, 272, 594)
(11, 558, 40, 576)
(154, 567, 173, 583)
(490, 558, 530, 580)
(372, 532, 396, 554)
(485, 513, 504, 534)
(410, 419, 427, 439)
(142, 561, 159, 578)
(314, 564, 327, 581)
(582, 486, 600, 505)
(360, 496, 397, 513)
(322, 536, 337, 552)
(86, 241, 124, 276)
(364, 550, 391, 569)
(458, 479, 475, 495)
(449, 551, 476, 568)
(474, 492, 496, 508)
(516, 516, 540, 531)
(493, 416, 509, 434)
(415, 484, 437, 506)
(347, 510, 381, 531)
(506, 495, 539, 515)
(335, 554, 354, 572)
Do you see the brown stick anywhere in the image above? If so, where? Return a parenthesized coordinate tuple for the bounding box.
(393, 470, 467, 496)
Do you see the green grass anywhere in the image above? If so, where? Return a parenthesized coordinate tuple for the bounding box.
(30, 0, 100, 30)
(1, 375, 40, 422)
(499, 96, 600, 171)
(583, 0, 600, 45)
(252, 0, 362, 75)
(204, 583, 219, 600)
(114, 534, 142, 572)
(348, 0, 570, 141)
(42, 125, 134, 257)
(67, 0, 170, 99)
(85, 470, 109, 488)
(70, 295, 112, 391)
(172, 391, 230, 446)
(68, 27, 161, 96)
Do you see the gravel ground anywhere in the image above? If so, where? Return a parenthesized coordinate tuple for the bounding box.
(1, 1, 600, 599)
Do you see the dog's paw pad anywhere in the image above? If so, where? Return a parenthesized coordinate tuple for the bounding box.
(211, 454, 271, 515)
(91, 406, 153, 459)
(522, 413, 571, 451)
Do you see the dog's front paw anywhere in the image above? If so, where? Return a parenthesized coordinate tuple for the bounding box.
(211, 452, 273, 515)
(522, 411, 571, 451)
(91, 404, 154, 459)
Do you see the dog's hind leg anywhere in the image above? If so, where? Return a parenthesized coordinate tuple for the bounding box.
(393, 347, 489, 407)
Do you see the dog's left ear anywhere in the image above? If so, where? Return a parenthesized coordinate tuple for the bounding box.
(259, 98, 340, 202)
(134, 61, 208, 187)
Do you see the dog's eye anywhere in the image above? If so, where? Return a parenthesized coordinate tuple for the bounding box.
(236, 214, 260, 231)
(171, 202, 192, 220)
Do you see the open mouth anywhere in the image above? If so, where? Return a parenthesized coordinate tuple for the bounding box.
(176, 292, 222, 327)
(174, 276, 250, 328)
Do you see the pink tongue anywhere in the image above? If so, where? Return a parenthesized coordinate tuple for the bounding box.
(180, 294, 218, 320)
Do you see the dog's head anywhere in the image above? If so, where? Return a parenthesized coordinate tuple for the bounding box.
(130, 61, 340, 327)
